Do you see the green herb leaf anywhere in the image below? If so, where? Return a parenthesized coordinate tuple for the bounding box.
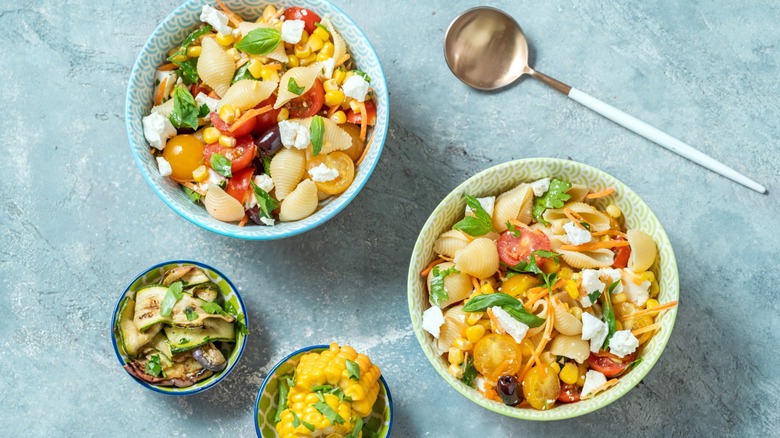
(210, 153, 233, 178)
(588, 290, 602, 304)
(169, 86, 200, 130)
(346, 417, 363, 438)
(184, 187, 202, 203)
(429, 265, 459, 306)
(251, 180, 280, 219)
(460, 356, 477, 386)
(543, 272, 558, 295)
(184, 306, 198, 321)
(601, 282, 618, 349)
(346, 359, 360, 381)
(463, 292, 546, 328)
(198, 103, 210, 118)
(288, 77, 305, 95)
(310, 115, 324, 156)
(453, 194, 493, 236)
(607, 279, 621, 294)
(507, 250, 560, 294)
(506, 221, 521, 237)
(179, 338, 189, 344)
(232, 63, 254, 84)
(168, 25, 212, 62)
(532, 178, 572, 225)
(311, 384, 333, 392)
(581, 221, 591, 231)
(615, 357, 643, 377)
(173, 58, 199, 85)
(262, 156, 272, 176)
(313, 401, 345, 425)
(146, 354, 163, 377)
(160, 281, 184, 317)
(235, 27, 282, 55)
(291, 411, 315, 432)
(285, 376, 295, 388)
(201, 302, 224, 315)
(353, 70, 371, 82)
(274, 378, 290, 424)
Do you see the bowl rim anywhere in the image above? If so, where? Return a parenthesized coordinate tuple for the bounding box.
(125, 0, 389, 240)
(253, 344, 394, 436)
(407, 157, 679, 420)
(110, 259, 249, 396)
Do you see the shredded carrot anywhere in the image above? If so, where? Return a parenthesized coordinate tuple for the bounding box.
(154, 77, 169, 106)
(215, 0, 243, 25)
(354, 139, 371, 167)
(263, 63, 283, 71)
(519, 297, 555, 382)
(158, 62, 178, 71)
(238, 214, 249, 227)
(626, 301, 678, 319)
(523, 279, 565, 310)
(149, 147, 156, 155)
(471, 277, 481, 292)
(486, 308, 500, 333)
(327, 104, 341, 117)
(591, 229, 627, 238)
(559, 240, 630, 252)
(563, 208, 587, 230)
(335, 54, 351, 67)
(358, 102, 368, 141)
(581, 379, 619, 399)
(632, 323, 659, 336)
(208, 90, 219, 98)
(637, 332, 653, 345)
(229, 105, 273, 132)
(419, 258, 444, 277)
(585, 187, 615, 199)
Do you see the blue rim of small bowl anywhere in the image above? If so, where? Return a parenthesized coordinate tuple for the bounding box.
(125, 0, 389, 240)
(110, 259, 249, 396)
(253, 344, 394, 437)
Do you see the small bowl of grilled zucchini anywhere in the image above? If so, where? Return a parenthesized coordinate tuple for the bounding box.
(111, 260, 248, 395)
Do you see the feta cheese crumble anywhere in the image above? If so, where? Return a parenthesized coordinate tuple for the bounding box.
(563, 221, 592, 246)
(278, 120, 310, 149)
(422, 306, 445, 338)
(195, 93, 220, 114)
(142, 112, 176, 150)
(342, 75, 369, 102)
(579, 269, 605, 307)
(581, 370, 607, 397)
(207, 168, 226, 188)
(200, 5, 233, 36)
(308, 163, 339, 182)
(155, 70, 177, 101)
(281, 19, 305, 44)
(530, 177, 551, 197)
(581, 312, 608, 353)
(259, 216, 275, 226)
(465, 196, 495, 218)
(490, 306, 529, 344)
(320, 58, 335, 79)
(253, 174, 274, 193)
(609, 330, 639, 358)
(601, 268, 624, 295)
(156, 157, 172, 177)
(621, 269, 650, 306)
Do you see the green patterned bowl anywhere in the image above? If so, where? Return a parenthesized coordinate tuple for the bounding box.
(111, 260, 248, 395)
(407, 158, 679, 420)
(255, 345, 393, 436)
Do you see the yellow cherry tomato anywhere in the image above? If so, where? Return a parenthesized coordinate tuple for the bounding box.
(306, 151, 354, 195)
(162, 135, 204, 181)
(522, 364, 561, 410)
(339, 123, 366, 162)
(473, 334, 523, 380)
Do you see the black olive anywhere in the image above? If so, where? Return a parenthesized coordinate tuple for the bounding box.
(497, 375, 521, 406)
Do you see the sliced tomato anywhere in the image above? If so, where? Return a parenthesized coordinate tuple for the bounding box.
(209, 111, 257, 138)
(557, 383, 581, 403)
(588, 351, 637, 378)
(190, 83, 210, 98)
(203, 136, 257, 173)
(497, 224, 552, 267)
(225, 167, 254, 204)
(612, 236, 631, 268)
(283, 7, 321, 33)
(252, 95, 281, 135)
(287, 79, 324, 118)
(345, 100, 377, 125)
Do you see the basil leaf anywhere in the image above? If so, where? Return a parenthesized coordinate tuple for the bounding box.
(453, 195, 493, 237)
(201, 302, 224, 315)
(160, 281, 183, 317)
(167, 25, 212, 62)
(145, 354, 163, 377)
(463, 292, 546, 328)
(198, 103, 210, 118)
(173, 58, 199, 85)
(232, 63, 254, 84)
(542, 272, 558, 295)
(346, 417, 363, 438)
(288, 77, 305, 95)
(353, 70, 371, 82)
(313, 401, 345, 425)
(210, 153, 233, 177)
(310, 115, 324, 156)
(601, 283, 617, 349)
(184, 187, 201, 203)
(235, 27, 282, 55)
(460, 356, 477, 386)
(346, 359, 360, 381)
(274, 378, 290, 423)
(184, 306, 198, 321)
(262, 155, 272, 176)
(251, 181, 280, 219)
(607, 279, 621, 295)
(169, 86, 200, 130)
(291, 411, 315, 432)
(532, 178, 572, 225)
(532, 250, 560, 264)
(429, 265, 459, 306)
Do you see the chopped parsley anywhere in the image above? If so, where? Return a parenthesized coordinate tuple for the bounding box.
(507, 250, 561, 294)
(201, 302, 225, 315)
(184, 306, 198, 321)
(532, 178, 572, 225)
(145, 354, 163, 378)
(429, 265, 460, 306)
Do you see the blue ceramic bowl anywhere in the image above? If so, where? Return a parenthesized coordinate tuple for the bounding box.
(111, 260, 249, 395)
(254, 345, 393, 436)
(126, 0, 388, 240)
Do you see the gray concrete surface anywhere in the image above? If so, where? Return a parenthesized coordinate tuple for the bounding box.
(1, 0, 778, 436)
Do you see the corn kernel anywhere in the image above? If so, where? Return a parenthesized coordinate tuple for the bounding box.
(349, 99, 361, 112)
(261, 5, 277, 22)
(477, 319, 491, 330)
(324, 89, 345, 107)
(320, 42, 335, 58)
(641, 271, 655, 283)
(448, 347, 464, 365)
(569, 306, 583, 320)
(323, 78, 339, 92)
(259, 67, 276, 81)
(480, 284, 494, 296)
(615, 320, 623, 331)
(218, 135, 236, 148)
(329, 110, 346, 124)
(612, 293, 627, 304)
(300, 53, 318, 66)
(216, 32, 235, 46)
(333, 68, 347, 85)
(307, 34, 324, 52)
(247, 58, 264, 79)
(606, 204, 622, 218)
(294, 43, 311, 59)
(540, 351, 555, 364)
(560, 363, 579, 385)
(559, 267, 573, 280)
(448, 363, 464, 379)
(577, 364, 588, 386)
(225, 48, 241, 61)
(565, 280, 579, 300)
(186, 45, 202, 57)
(466, 325, 486, 344)
(192, 165, 209, 182)
(316, 53, 329, 62)
(549, 362, 561, 374)
(650, 281, 660, 298)
(312, 26, 330, 41)
(453, 338, 472, 351)
(541, 257, 560, 274)
(167, 47, 181, 57)
(219, 105, 238, 124)
(299, 30, 309, 45)
(277, 108, 289, 122)
(467, 312, 483, 326)
(203, 127, 221, 144)
(646, 299, 660, 309)
(286, 54, 300, 68)
(170, 52, 188, 63)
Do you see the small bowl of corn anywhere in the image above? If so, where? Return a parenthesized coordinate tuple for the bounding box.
(255, 343, 392, 437)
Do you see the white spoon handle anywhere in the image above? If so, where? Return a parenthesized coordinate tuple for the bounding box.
(568, 87, 767, 194)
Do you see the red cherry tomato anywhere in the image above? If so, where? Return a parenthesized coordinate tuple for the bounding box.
(497, 224, 552, 267)
(225, 167, 254, 204)
(557, 383, 581, 403)
(283, 7, 321, 33)
(190, 83, 209, 98)
(287, 79, 324, 118)
(252, 95, 281, 135)
(612, 236, 631, 268)
(203, 136, 257, 173)
(209, 112, 257, 138)
(587, 351, 637, 378)
(345, 100, 377, 125)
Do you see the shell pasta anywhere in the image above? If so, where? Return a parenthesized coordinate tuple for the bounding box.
(420, 177, 677, 411)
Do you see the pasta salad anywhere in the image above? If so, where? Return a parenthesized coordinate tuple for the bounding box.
(421, 178, 678, 410)
(142, 2, 376, 226)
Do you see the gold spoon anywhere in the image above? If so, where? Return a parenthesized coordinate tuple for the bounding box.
(444, 6, 767, 194)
